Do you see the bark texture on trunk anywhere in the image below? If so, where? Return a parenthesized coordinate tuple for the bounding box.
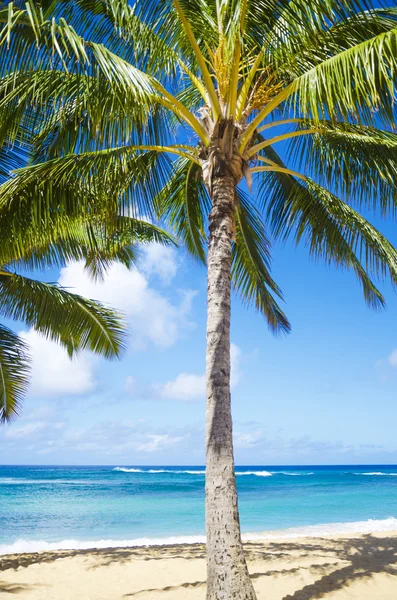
(206, 173, 257, 600)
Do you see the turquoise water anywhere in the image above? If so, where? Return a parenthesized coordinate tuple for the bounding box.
(1, 465, 397, 553)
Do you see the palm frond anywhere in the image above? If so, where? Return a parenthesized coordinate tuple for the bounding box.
(289, 121, 397, 213)
(259, 158, 397, 308)
(0, 270, 126, 358)
(0, 325, 30, 424)
(0, 214, 175, 279)
(0, 147, 173, 233)
(0, 140, 29, 182)
(232, 189, 290, 333)
(0, 68, 174, 157)
(70, 0, 197, 81)
(288, 26, 397, 126)
(80, 217, 177, 280)
(156, 157, 209, 263)
(274, 7, 397, 81)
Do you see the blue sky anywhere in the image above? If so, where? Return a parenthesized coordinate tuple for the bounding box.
(2, 208, 397, 466)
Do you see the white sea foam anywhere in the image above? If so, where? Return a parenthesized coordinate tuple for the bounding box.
(2, 517, 397, 555)
(113, 468, 274, 476)
(113, 468, 145, 473)
(246, 517, 397, 541)
(236, 471, 272, 477)
(353, 472, 397, 476)
(113, 468, 315, 477)
(273, 472, 314, 476)
(113, 468, 205, 474)
(0, 535, 207, 555)
(149, 470, 205, 475)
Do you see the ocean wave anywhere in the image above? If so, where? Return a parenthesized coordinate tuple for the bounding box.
(113, 468, 314, 477)
(245, 517, 397, 541)
(113, 468, 205, 475)
(113, 467, 314, 477)
(113, 468, 145, 473)
(151, 470, 205, 475)
(236, 471, 272, 477)
(2, 517, 397, 555)
(113, 468, 273, 477)
(273, 472, 314, 476)
(353, 472, 397, 476)
(0, 535, 207, 555)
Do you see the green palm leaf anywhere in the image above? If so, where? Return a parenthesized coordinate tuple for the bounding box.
(156, 157, 209, 263)
(260, 159, 397, 308)
(0, 326, 30, 424)
(289, 122, 397, 212)
(0, 216, 175, 278)
(0, 148, 173, 231)
(288, 27, 397, 124)
(233, 190, 290, 333)
(0, 270, 126, 358)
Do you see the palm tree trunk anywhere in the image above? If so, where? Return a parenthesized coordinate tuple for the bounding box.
(206, 173, 257, 600)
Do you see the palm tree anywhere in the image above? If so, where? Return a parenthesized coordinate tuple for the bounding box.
(2, 1, 397, 597)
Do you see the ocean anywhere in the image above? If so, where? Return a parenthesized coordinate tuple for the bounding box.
(1, 464, 397, 554)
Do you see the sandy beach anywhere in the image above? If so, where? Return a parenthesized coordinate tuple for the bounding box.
(1, 532, 397, 599)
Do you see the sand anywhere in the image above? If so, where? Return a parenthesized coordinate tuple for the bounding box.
(1, 532, 397, 599)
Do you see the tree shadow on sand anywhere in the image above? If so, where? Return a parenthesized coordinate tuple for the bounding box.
(274, 535, 397, 600)
(0, 544, 207, 573)
(121, 536, 397, 598)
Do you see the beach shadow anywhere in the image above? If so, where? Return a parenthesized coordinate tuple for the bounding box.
(120, 537, 397, 599)
(0, 544, 207, 573)
(279, 535, 397, 600)
(122, 567, 308, 598)
(123, 580, 206, 597)
(0, 580, 38, 595)
(85, 544, 207, 570)
(0, 551, 70, 572)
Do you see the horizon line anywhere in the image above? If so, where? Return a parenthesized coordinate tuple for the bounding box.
(2, 462, 397, 468)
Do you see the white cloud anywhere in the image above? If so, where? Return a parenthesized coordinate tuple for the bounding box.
(3, 414, 66, 444)
(234, 429, 265, 449)
(17, 249, 195, 398)
(1, 413, 194, 459)
(157, 373, 205, 401)
(20, 330, 96, 397)
(3, 409, 394, 464)
(388, 349, 397, 367)
(155, 343, 242, 401)
(140, 244, 178, 284)
(136, 434, 186, 453)
(58, 259, 195, 350)
(4, 422, 48, 439)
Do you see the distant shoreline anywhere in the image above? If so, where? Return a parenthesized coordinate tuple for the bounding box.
(2, 518, 397, 555)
